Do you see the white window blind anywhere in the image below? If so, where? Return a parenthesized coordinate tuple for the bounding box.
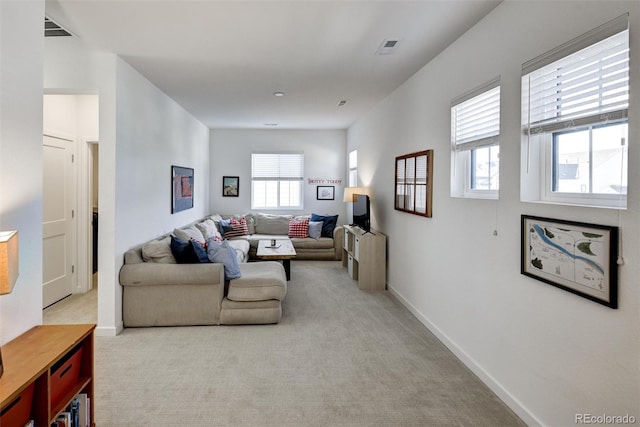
(522, 14, 629, 134)
(252, 153, 304, 180)
(451, 79, 501, 151)
(251, 153, 304, 209)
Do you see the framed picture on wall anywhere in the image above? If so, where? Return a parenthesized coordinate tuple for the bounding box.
(223, 176, 239, 197)
(172, 165, 194, 213)
(317, 186, 335, 200)
(521, 215, 618, 308)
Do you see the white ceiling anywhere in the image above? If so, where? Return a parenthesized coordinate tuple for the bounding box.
(45, 0, 501, 130)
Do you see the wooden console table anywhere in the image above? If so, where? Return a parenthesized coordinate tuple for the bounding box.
(0, 324, 96, 427)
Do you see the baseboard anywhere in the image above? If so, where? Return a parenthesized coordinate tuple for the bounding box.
(95, 321, 124, 337)
(387, 284, 543, 427)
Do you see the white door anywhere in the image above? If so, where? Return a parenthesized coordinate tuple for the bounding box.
(43, 135, 75, 308)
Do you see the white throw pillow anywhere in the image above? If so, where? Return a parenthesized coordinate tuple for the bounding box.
(142, 236, 176, 264)
(308, 221, 323, 239)
(174, 225, 205, 244)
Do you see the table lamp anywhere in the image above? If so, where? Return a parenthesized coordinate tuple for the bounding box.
(343, 187, 366, 203)
(0, 230, 19, 378)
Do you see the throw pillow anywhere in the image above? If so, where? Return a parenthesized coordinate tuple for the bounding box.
(217, 218, 233, 238)
(195, 219, 219, 240)
(308, 221, 323, 240)
(170, 235, 201, 264)
(206, 238, 242, 280)
(190, 240, 211, 263)
(174, 225, 205, 246)
(142, 236, 177, 263)
(288, 217, 309, 238)
(223, 218, 249, 239)
(311, 213, 339, 238)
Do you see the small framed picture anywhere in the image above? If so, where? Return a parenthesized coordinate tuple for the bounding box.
(171, 165, 194, 213)
(222, 176, 239, 197)
(317, 186, 335, 200)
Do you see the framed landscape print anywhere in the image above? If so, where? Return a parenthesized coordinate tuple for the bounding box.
(223, 176, 239, 197)
(521, 215, 618, 308)
(172, 165, 194, 213)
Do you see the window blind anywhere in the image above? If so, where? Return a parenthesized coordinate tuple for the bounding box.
(451, 79, 501, 151)
(522, 14, 629, 134)
(251, 153, 304, 181)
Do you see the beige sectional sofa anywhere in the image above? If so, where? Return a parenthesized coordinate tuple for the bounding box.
(119, 212, 342, 327)
(212, 212, 343, 261)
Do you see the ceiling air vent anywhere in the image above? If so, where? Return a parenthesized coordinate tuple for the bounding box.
(375, 39, 400, 55)
(45, 17, 73, 37)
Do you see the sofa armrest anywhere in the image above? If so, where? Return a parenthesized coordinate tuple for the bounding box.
(119, 263, 225, 289)
(333, 226, 344, 261)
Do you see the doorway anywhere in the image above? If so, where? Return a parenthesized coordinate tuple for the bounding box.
(42, 94, 99, 324)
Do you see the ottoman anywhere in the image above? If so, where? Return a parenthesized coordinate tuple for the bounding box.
(219, 261, 287, 325)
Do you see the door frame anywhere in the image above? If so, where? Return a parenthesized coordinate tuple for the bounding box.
(76, 138, 98, 293)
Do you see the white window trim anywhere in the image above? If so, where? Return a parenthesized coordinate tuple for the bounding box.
(538, 132, 627, 209)
(251, 152, 305, 210)
(451, 77, 500, 199)
(520, 14, 629, 210)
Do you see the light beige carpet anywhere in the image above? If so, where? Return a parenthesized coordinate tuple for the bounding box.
(88, 261, 524, 426)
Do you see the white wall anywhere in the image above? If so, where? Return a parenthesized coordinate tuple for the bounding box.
(0, 0, 45, 343)
(210, 129, 347, 221)
(44, 38, 210, 335)
(347, 1, 640, 425)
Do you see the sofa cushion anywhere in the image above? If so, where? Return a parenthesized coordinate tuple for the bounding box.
(288, 217, 309, 238)
(206, 238, 241, 280)
(223, 217, 249, 239)
(254, 213, 292, 235)
(308, 221, 323, 240)
(289, 236, 334, 249)
(228, 262, 287, 302)
(311, 213, 339, 238)
(196, 219, 222, 241)
(174, 225, 205, 245)
(226, 239, 250, 264)
(170, 235, 203, 264)
(142, 236, 176, 264)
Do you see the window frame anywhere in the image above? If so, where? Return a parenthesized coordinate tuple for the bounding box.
(521, 14, 629, 209)
(450, 78, 501, 200)
(251, 152, 304, 210)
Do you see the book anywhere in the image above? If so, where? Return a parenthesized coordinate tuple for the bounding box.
(76, 393, 89, 427)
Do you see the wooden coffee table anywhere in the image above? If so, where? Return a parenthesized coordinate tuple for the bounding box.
(256, 239, 297, 280)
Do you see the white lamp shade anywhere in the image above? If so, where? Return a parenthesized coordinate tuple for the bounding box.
(343, 187, 366, 202)
(0, 230, 19, 295)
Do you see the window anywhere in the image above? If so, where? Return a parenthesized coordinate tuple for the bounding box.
(395, 150, 433, 217)
(251, 153, 304, 210)
(451, 78, 501, 199)
(521, 14, 629, 208)
(348, 150, 358, 187)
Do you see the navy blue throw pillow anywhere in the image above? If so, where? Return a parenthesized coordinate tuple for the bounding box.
(190, 240, 211, 263)
(311, 213, 338, 238)
(170, 235, 201, 264)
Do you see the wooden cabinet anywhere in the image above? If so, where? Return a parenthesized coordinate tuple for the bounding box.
(342, 225, 386, 290)
(0, 324, 95, 427)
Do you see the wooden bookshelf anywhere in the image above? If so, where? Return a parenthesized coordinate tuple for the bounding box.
(342, 225, 386, 290)
(0, 324, 95, 427)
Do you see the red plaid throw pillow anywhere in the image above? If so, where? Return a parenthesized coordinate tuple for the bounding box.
(288, 217, 309, 238)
